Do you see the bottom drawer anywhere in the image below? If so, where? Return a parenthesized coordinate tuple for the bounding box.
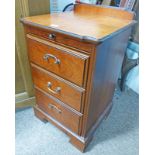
(35, 88, 82, 134)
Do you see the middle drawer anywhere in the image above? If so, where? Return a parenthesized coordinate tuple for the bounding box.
(31, 63, 85, 112)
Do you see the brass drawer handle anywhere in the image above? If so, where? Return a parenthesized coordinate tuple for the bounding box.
(48, 33, 56, 40)
(43, 54, 61, 64)
(48, 103, 61, 114)
(47, 82, 61, 94)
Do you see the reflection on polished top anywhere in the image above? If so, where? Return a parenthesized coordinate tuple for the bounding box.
(22, 3, 135, 42)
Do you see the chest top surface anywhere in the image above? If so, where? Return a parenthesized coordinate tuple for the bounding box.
(21, 3, 136, 43)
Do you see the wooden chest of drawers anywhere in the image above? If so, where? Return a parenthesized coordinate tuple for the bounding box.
(21, 3, 135, 152)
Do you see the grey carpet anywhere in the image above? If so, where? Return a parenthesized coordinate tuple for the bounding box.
(16, 88, 139, 155)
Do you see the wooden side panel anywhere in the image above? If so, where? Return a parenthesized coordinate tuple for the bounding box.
(28, 0, 50, 16)
(15, 0, 34, 97)
(15, 46, 25, 94)
(15, 0, 50, 108)
(84, 28, 132, 134)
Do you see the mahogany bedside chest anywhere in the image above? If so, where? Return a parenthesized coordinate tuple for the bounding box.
(21, 3, 135, 152)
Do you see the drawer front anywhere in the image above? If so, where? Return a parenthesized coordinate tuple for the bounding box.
(31, 64, 85, 112)
(27, 36, 89, 87)
(25, 25, 94, 52)
(35, 88, 81, 134)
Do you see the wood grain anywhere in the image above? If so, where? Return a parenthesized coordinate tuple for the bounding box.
(28, 0, 50, 16)
(31, 64, 85, 112)
(21, 3, 135, 43)
(35, 88, 81, 134)
(15, 46, 25, 94)
(26, 35, 89, 87)
(84, 28, 132, 134)
(74, 3, 134, 20)
(24, 25, 95, 52)
(15, 0, 50, 108)
(16, 0, 34, 97)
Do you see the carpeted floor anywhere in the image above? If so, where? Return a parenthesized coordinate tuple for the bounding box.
(15, 88, 139, 155)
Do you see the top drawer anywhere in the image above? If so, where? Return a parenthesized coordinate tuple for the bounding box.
(25, 25, 95, 53)
(27, 35, 89, 87)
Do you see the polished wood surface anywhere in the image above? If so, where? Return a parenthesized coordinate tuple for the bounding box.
(74, 3, 134, 20)
(31, 64, 85, 112)
(21, 3, 135, 43)
(84, 28, 132, 134)
(35, 88, 81, 134)
(25, 25, 95, 52)
(27, 35, 89, 87)
(22, 3, 135, 152)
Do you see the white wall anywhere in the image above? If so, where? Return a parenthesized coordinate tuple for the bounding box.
(50, 0, 75, 12)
